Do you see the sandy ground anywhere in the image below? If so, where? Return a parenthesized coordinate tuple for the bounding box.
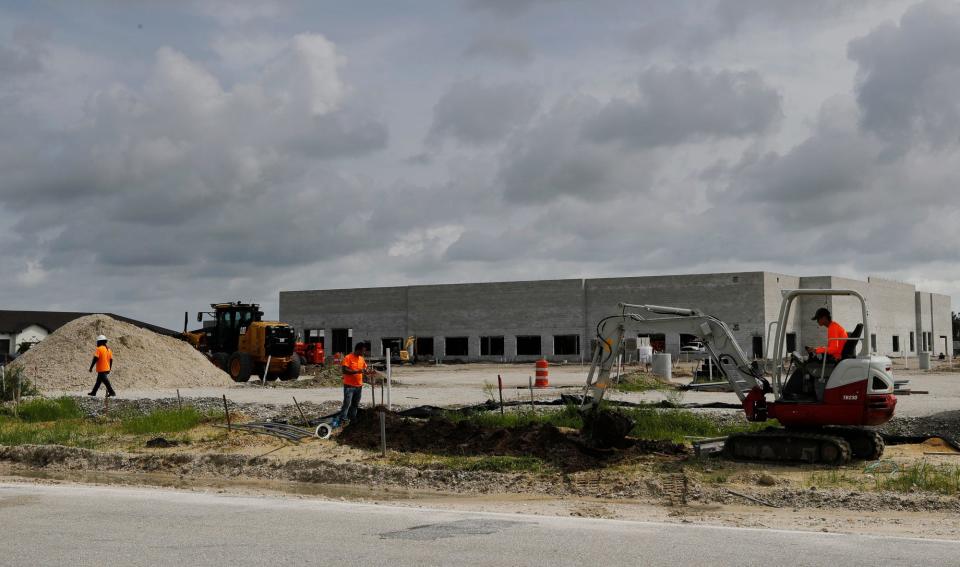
(49, 362, 960, 418)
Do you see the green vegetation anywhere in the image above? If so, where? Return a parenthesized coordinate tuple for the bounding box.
(119, 407, 206, 435)
(11, 397, 84, 422)
(0, 416, 110, 448)
(0, 402, 211, 450)
(446, 404, 772, 444)
(445, 404, 582, 430)
(0, 367, 39, 402)
(807, 462, 960, 496)
(878, 462, 960, 495)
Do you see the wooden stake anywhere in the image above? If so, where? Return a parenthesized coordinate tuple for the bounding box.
(222, 394, 231, 431)
(497, 374, 504, 416)
(528, 376, 535, 412)
(176, 389, 182, 411)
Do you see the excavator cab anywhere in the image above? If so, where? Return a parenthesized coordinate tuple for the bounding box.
(581, 288, 897, 463)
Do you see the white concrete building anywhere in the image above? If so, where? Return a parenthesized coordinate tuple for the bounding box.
(280, 272, 953, 363)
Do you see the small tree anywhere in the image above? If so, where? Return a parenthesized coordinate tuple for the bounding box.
(953, 311, 960, 342)
(1, 366, 38, 402)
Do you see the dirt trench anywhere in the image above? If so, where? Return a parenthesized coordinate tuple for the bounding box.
(336, 410, 687, 472)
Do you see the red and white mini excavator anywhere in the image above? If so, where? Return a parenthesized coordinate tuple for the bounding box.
(582, 289, 897, 464)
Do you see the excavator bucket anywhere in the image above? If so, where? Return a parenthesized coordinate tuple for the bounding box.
(581, 408, 635, 449)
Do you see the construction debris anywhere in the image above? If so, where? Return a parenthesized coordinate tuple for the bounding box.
(10, 314, 232, 391)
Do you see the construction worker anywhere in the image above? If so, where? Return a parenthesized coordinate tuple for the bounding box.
(87, 334, 116, 397)
(805, 307, 848, 362)
(338, 341, 376, 422)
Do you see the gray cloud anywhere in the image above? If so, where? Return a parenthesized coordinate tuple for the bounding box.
(1, 0, 958, 328)
(462, 30, 534, 65)
(628, 0, 892, 55)
(582, 67, 781, 148)
(0, 34, 388, 277)
(849, 0, 960, 150)
(428, 80, 540, 146)
(466, 0, 568, 19)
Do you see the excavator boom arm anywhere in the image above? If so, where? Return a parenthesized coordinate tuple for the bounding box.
(583, 304, 766, 408)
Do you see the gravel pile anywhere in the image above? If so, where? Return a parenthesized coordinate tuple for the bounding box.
(10, 315, 232, 392)
(880, 411, 960, 439)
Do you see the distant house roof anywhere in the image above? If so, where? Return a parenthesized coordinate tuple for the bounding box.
(0, 310, 177, 338)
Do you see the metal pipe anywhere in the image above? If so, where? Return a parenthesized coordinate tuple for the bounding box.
(379, 410, 387, 457)
(262, 356, 272, 387)
(386, 348, 392, 410)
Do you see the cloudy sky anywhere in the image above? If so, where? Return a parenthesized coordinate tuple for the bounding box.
(1, 0, 958, 329)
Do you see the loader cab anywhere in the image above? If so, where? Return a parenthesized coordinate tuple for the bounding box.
(200, 302, 264, 354)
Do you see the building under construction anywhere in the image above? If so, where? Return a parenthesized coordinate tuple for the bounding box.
(279, 272, 953, 362)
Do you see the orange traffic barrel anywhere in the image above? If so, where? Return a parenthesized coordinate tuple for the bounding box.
(534, 358, 549, 387)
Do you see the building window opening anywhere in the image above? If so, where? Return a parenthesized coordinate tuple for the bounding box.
(516, 335, 542, 356)
(415, 337, 434, 357)
(480, 336, 504, 356)
(553, 335, 580, 356)
(445, 336, 469, 357)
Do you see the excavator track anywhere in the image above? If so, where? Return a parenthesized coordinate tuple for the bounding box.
(723, 430, 852, 465)
(823, 427, 885, 461)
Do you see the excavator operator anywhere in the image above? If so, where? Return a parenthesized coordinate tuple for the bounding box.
(805, 307, 847, 362)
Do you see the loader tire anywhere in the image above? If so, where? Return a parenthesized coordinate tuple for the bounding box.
(228, 352, 253, 383)
(280, 355, 302, 381)
(211, 352, 229, 371)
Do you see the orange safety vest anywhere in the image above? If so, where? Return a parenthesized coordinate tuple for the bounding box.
(815, 321, 847, 360)
(94, 345, 113, 373)
(341, 353, 366, 387)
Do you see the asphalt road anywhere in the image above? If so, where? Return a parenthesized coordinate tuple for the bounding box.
(1, 482, 957, 566)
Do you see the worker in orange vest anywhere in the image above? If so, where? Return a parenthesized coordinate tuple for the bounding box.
(338, 342, 378, 422)
(87, 334, 116, 397)
(806, 307, 848, 362)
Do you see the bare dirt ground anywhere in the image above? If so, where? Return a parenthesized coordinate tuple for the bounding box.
(13, 360, 960, 540)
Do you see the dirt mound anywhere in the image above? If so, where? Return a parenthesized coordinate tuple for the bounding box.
(273, 365, 343, 388)
(11, 315, 232, 391)
(338, 411, 686, 471)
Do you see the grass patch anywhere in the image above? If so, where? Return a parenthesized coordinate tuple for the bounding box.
(876, 462, 960, 495)
(390, 453, 548, 473)
(445, 404, 583, 430)
(446, 404, 772, 445)
(625, 409, 770, 444)
(807, 462, 960, 496)
(11, 397, 84, 422)
(119, 407, 205, 435)
(0, 417, 110, 448)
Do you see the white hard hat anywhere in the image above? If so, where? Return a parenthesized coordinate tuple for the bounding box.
(97, 335, 108, 342)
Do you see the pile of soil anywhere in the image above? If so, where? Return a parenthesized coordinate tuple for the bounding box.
(615, 370, 673, 390)
(10, 315, 232, 391)
(338, 411, 686, 471)
(273, 365, 343, 388)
